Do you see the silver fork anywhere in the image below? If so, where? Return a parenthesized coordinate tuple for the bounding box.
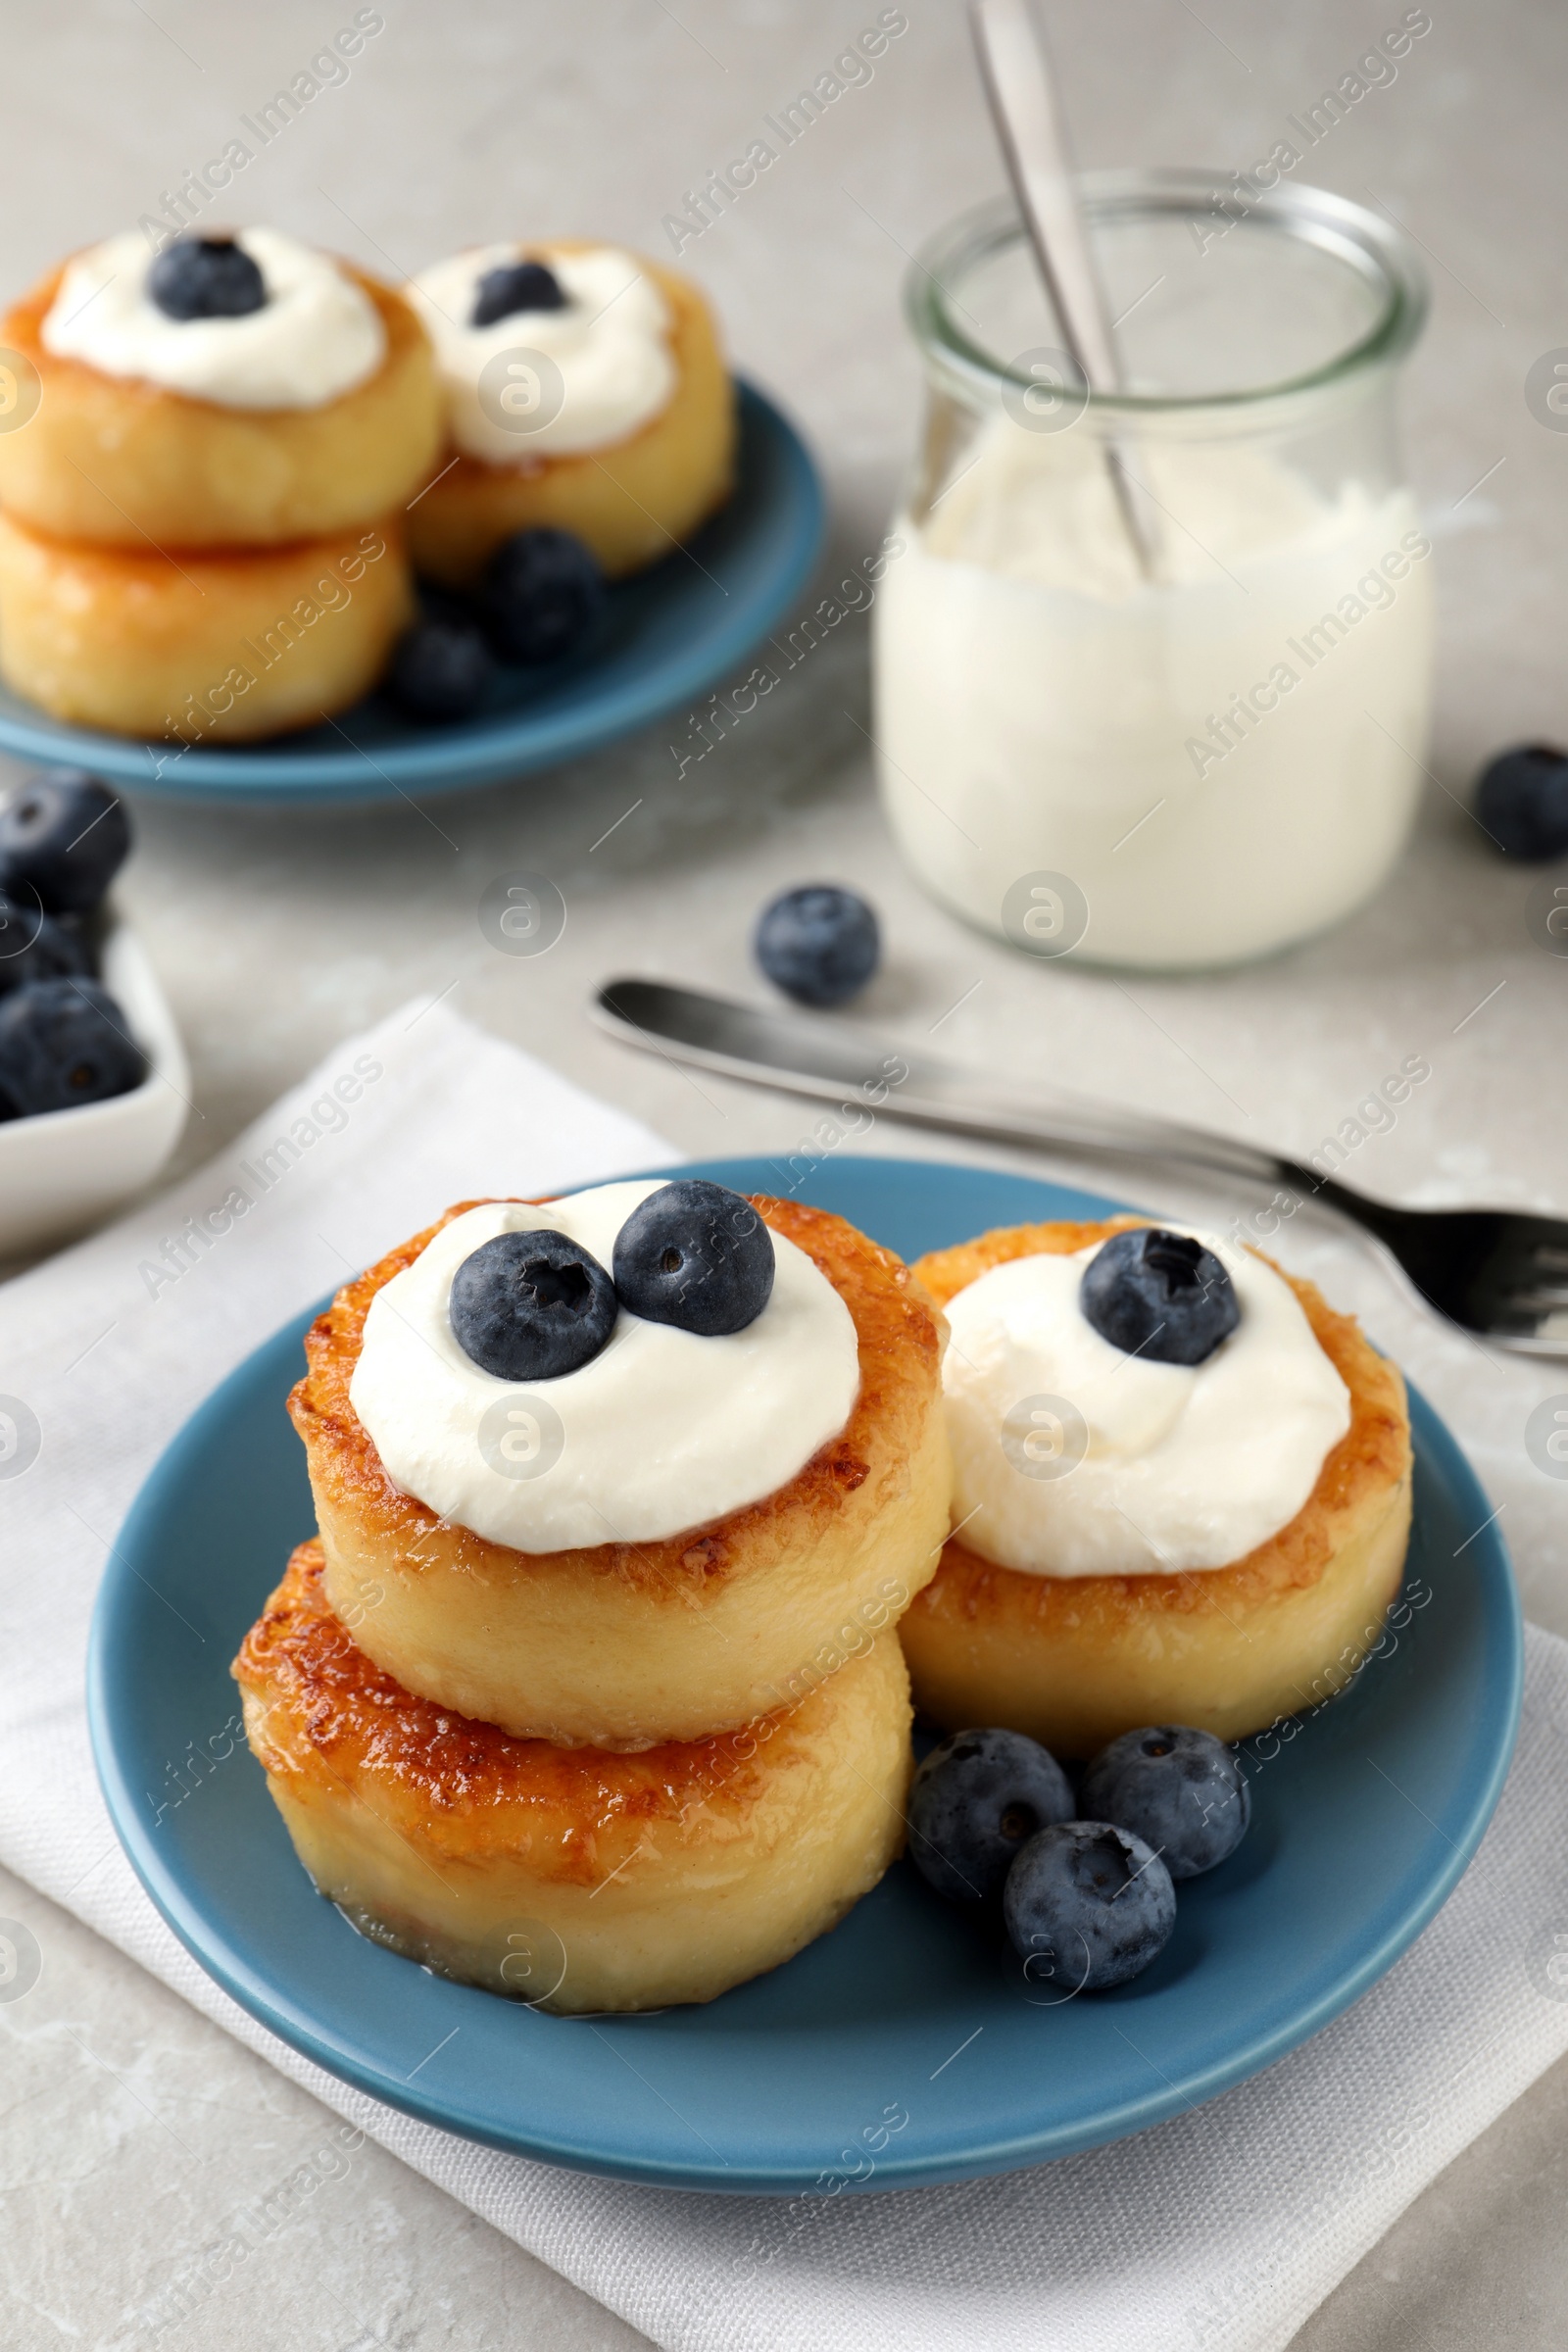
(593, 977, 1568, 1358)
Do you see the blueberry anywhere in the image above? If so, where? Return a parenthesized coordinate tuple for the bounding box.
(148, 235, 267, 321)
(470, 258, 567, 327)
(1079, 1724, 1250, 1880)
(1474, 743, 1568, 861)
(1004, 1820, 1176, 1993)
(1079, 1227, 1239, 1368)
(385, 616, 494, 724)
(0, 770, 129, 915)
(482, 529, 606, 666)
(0, 978, 144, 1116)
(755, 885, 880, 1008)
(0, 895, 92, 998)
(907, 1726, 1076, 1905)
(450, 1229, 618, 1382)
(612, 1179, 774, 1338)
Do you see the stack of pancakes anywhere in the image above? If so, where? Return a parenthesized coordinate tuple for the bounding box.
(0, 256, 436, 740)
(233, 1196, 951, 2015)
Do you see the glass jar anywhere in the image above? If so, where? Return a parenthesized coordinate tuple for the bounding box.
(872, 171, 1432, 970)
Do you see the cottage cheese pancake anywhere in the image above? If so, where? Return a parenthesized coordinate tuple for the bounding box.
(349, 1179, 861, 1553)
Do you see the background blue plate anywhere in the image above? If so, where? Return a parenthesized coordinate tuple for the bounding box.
(0, 382, 821, 806)
(89, 1156, 1522, 2193)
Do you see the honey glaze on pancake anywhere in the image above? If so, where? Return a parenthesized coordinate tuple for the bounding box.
(290, 1194, 940, 1593)
(238, 1542, 823, 1885)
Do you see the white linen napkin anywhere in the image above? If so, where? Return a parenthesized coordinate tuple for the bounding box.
(4, 998, 1568, 2352)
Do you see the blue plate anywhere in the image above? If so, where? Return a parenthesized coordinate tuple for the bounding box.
(88, 1156, 1521, 2193)
(0, 382, 821, 807)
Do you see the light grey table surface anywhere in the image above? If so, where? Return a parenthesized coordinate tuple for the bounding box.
(2, 1, 1566, 2345)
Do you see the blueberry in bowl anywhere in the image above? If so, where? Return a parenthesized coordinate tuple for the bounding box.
(0, 977, 145, 1116)
(385, 614, 495, 724)
(755, 884, 880, 1008)
(0, 895, 93, 997)
(612, 1178, 774, 1337)
(0, 785, 187, 1257)
(1004, 1820, 1176, 1993)
(0, 769, 129, 916)
(1473, 743, 1568, 862)
(907, 1726, 1076, 1905)
(1079, 1226, 1240, 1367)
(1079, 1724, 1250, 1880)
(482, 527, 606, 667)
(451, 1230, 619, 1382)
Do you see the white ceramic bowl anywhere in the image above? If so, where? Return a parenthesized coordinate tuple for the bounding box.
(0, 913, 189, 1258)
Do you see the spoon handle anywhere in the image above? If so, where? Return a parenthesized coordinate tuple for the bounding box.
(969, 0, 1161, 578)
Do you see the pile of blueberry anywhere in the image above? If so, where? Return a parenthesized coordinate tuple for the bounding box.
(0, 769, 144, 1122)
(908, 1721, 1250, 1992)
(386, 529, 607, 725)
(452, 1176, 775, 1382)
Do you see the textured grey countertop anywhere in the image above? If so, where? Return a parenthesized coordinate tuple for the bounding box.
(3, 1, 1566, 2344)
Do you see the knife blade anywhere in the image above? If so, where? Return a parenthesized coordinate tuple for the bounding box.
(591, 976, 1282, 1190)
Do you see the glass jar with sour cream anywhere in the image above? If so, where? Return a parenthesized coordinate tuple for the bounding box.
(871, 171, 1433, 970)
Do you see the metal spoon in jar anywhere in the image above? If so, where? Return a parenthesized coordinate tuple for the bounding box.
(969, 0, 1162, 580)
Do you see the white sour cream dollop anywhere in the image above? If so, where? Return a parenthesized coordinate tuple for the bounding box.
(943, 1231, 1350, 1577)
(349, 1181, 861, 1554)
(406, 243, 676, 463)
(40, 227, 386, 411)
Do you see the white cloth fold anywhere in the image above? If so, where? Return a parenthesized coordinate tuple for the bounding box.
(3, 999, 1566, 2352)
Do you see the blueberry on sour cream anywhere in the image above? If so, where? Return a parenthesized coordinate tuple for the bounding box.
(470, 258, 568, 327)
(1079, 1227, 1240, 1368)
(148, 235, 267, 321)
(450, 1229, 618, 1381)
(612, 1178, 775, 1338)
